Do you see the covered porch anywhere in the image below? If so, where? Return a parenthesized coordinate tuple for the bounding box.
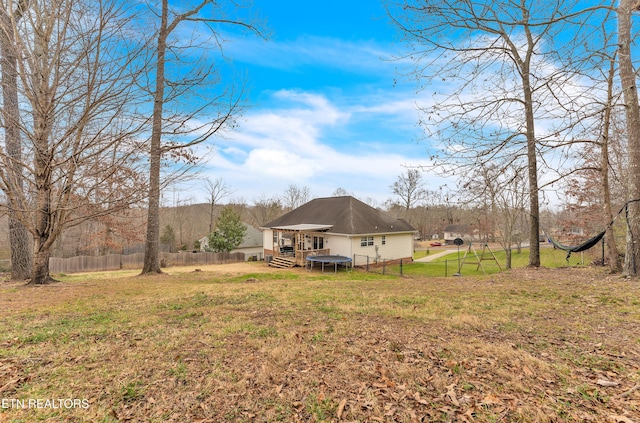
(266, 224, 332, 267)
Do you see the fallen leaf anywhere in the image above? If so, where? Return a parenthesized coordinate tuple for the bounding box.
(336, 398, 347, 419)
(459, 394, 473, 405)
(445, 384, 459, 406)
(522, 364, 534, 376)
(445, 359, 458, 368)
(481, 393, 503, 405)
(414, 391, 429, 405)
(597, 379, 620, 387)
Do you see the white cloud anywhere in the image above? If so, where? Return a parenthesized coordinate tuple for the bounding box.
(191, 89, 451, 204)
(244, 148, 322, 178)
(225, 34, 393, 74)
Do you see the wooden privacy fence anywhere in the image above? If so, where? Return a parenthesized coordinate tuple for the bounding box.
(49, 251, 245, 274)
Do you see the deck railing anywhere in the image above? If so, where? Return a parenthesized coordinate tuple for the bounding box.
(294, 249, 330, 265)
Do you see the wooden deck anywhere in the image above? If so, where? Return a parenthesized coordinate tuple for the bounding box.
(268, 256, 297, 268)
(267, 248, 331, 268)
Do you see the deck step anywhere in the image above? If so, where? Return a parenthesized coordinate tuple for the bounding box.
(268, 256, 297, 268)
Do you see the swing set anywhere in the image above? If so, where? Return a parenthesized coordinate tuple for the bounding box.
(454, 199, 640, 273)
(457, 242, 502, 274)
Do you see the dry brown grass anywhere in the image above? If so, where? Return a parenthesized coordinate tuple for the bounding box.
(0, 263, 639, 422)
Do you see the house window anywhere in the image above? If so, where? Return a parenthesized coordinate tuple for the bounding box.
(382, 236, 386, 245)
(273, 232, 278, 244)
(313, 236, 324, 250)
(360, 236, 374, 247)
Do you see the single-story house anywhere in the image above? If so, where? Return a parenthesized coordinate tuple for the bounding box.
(261, 196, 416, 266)
(443, 224, 481, 243)
(199, 223, 264, 260)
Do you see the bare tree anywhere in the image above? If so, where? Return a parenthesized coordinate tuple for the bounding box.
(332, 187, 351, 197)
(564, 54, 625, 271)
(250, 195, 283, 226)
(281, 184, 312, 211)
(0, 0, 31, 279)
(595, 10, 625, 272)
(388, 0, 602, 267)
(462, 164, 527, 269)
(140, 0, 262, 275)
(203, 177, 234, 234)
(552, 3, 625, 272)
(362, 196, 380, 208)
(618, 0, 640, 277)
(597, 55, 623, 271)
(0, 0, 148, 284)
(390, 169, 425, 212)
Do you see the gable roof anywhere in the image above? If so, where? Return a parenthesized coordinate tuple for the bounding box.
(443, 224, 471, 234)
(263, 196, 415, 235)
(199, 222, 263, 249)
(237, 223, 263, 248)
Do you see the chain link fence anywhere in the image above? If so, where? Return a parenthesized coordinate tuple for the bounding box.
(353, 255, 409, 277)
(355, 244, 604, 278)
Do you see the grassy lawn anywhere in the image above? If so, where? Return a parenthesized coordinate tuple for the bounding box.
(413, 249, 429, 260)
(1, 263, 639, 422)
(408, 246, 596, 277)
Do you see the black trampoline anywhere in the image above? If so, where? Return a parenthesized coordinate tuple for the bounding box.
(306, 255, 352, 273)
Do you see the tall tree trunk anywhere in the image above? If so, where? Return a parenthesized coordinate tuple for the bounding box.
(523, 73, 541, 267)
(31, 148, 54, 285)
(602, 57, 621, 272)
(32, 238, 52, 285)
(141, 0, 168, 274)
(619, 0, 640, 277)
(505, 248, 512, 270)
(209, 200, 215, 234)
(0, 2, 32, 280)
(28, 5, 55, 285)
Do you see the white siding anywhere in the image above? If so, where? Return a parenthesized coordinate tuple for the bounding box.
(263, 229, 275, 255)
(351, 233, 413, 266)
(379, 233, 413, 259)
(324, 234, 351, 257)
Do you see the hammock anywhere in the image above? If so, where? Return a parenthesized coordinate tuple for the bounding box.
(545, 198, 640, 261)
(547, 230, 606, 260)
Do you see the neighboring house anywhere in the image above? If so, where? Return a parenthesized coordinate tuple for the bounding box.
(567, 226, 585, 236)
(261, 196, 416, 266)
(199, 223, 264, 260)
(443, 224, 481, 243)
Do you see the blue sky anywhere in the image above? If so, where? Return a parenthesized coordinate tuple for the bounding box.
(187, 0, 449, 207)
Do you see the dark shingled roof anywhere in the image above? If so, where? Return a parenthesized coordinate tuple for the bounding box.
(443, 224, 471, 233)
(263, 196, 415, 235)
